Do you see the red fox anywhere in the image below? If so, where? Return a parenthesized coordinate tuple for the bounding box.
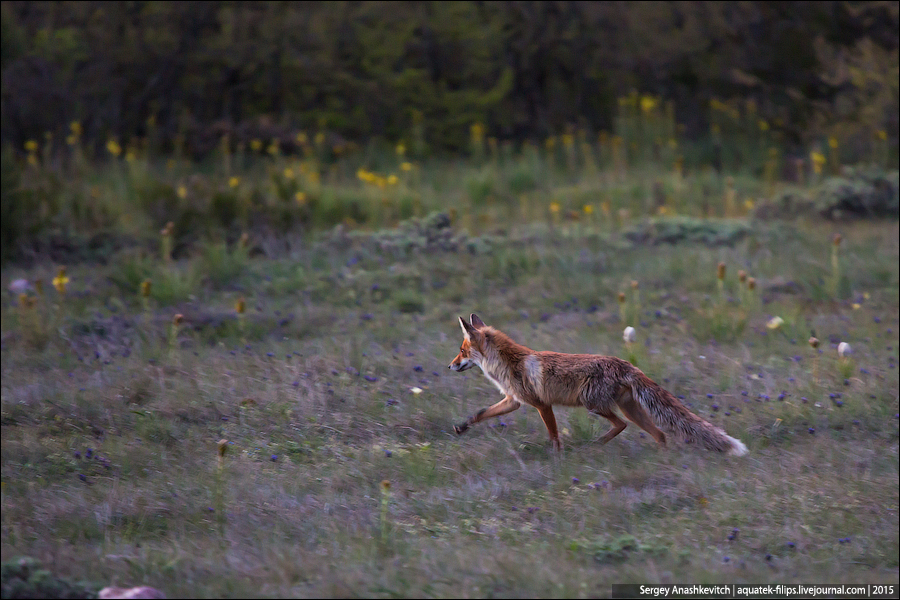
(448, 314, 748, 456)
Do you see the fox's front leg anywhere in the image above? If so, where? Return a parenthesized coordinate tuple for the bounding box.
(454, 396, 521, 435)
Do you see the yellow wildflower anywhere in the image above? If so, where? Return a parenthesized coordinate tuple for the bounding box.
(283, 167, 294, 179)
(106, 139, 122, 156)
(267, 141, 280, 156)
(876, 130, 887, 141)
(396, 143, 406, 156)
(53, 267, 69, 295)
(640, 95, 657, 113)
(250, 139, 263, 152)
(828, 137, 838, 149)
(549, 201, 561, 214)
(228, 176, 240, 189)
(758, 119, 769, 131)
(400, 162, 413, 171)
(295, 191, 307, 205)
(810, 151, 826, 174)
(70, 121, 82, 136)
(583, 204, 593, 215)
(24, 140, 38, 153)
(296, 132, 308, 144)
(314, 132, 325, 146)
(177, 185, 187, 199)
(387, 174, 399, 186)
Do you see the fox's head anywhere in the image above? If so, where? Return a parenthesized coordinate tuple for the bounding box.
(448, 313, 487, 372)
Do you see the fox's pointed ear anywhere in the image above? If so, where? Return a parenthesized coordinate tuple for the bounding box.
(470, 313, 485, 328)
(458, 316, 478, 340)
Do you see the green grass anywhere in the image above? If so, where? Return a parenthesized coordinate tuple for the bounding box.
(2, 135, 899, 597)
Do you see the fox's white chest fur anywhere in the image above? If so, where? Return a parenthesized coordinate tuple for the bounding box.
(478, 351, 542, 403)
(478, 352, 511, 396)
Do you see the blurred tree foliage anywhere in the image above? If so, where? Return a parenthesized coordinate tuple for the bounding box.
(1, 1, 897, 155)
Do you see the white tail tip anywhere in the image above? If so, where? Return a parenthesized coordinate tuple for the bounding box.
(726, 436, 749, 456)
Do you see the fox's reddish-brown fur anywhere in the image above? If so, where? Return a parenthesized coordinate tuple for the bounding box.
(448, 314, 748, 456)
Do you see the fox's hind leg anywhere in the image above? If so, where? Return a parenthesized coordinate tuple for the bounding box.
(616, 387, 667, 447)
(589, 409, 628, 445)
(535, 405, 563, 451)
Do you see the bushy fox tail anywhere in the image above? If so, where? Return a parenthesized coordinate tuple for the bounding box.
(632, 373, 748, 456)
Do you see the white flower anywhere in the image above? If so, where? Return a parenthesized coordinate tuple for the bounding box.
(837, 342, 852, 358)
(410, 387, 423, 395)
(766, 316, 784, 330)
(623, 326, 636, 343)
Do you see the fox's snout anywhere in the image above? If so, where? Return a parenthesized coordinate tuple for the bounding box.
(449, 356, 475, 371)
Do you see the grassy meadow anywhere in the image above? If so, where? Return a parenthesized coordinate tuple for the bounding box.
(2, 106, 899, 597)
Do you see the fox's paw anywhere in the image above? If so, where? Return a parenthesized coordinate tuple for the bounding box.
(454, 422, 469, 435)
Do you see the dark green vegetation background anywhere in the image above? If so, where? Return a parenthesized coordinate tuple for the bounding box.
(2, 1, 897, 152)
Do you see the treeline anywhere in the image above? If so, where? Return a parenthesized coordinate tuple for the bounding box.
(1, 1, 897, 156)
